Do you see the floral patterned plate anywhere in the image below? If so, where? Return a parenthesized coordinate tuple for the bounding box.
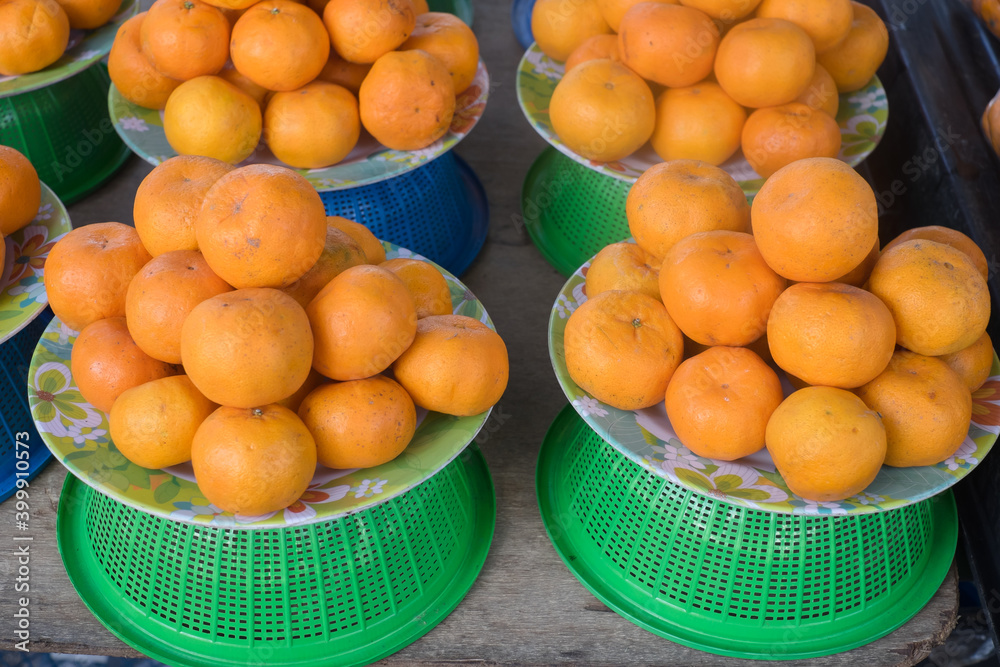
(517, 44, 889, 196)
(29, 243, 496, 529)
(548, 256, 1000, 516)
(108, 60, 490, 191)
(0, 184, 71, 344)
(0, 0, 139, 99)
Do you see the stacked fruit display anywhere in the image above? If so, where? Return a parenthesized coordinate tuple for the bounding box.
(562, 156, 993, 502)
(43, 157, 508, 516)
(0, 147, 42, 260)
(107, 0, 479, 168)
(532, 0, 889, 176)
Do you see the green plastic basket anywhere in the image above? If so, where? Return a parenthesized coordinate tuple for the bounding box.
(537, 406, 958, 660)
(57, 444, 495, 667)
(0, 63, 130, 205)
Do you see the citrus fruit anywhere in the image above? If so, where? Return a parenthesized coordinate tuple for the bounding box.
(324, 0, 416, 64)
(55, 0, 121, 28)
(585, 242, 661, 301)
(565, 34, 620, 72)
(882, 225, 989, 281)
(0, 0, 69, 75)
(793, 63, 840, 117)
(280, 226, 367, 307)
(316, 51, 373, 94)
(230, 0, 330, 91)
(109, 13, 182, 110)
(755, 0, 853, 53)
(264, 82, 361, 168)
(217, 66, 269, 107)
(596, 0, 678, 31)
(276, 368, 325, 413)
(677, 0, 761, 20)
(140, 0, 229, 80)
(163, 76, 262, 164)
(938, 332, 995, 393)
(832, 236, 879, 287)
(816, 2, 888, 92)
(650, 81, 747, 166)
(400, 12, 479, 93)
(531, 0, 610, 62)
(742, 103, 842, 178)
(0, 145, 41, 236)
(379, 258, 452, 319)
(327, 216, 386, 263)
(618, 3, 719, 87)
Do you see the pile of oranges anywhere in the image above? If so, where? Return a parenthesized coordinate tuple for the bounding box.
(535, 0, 889, 177)
(0, 146, 42, 266)
(44, 156, 509, 516)
(564, 157, 993, 502)
(108, 0, 479, 167)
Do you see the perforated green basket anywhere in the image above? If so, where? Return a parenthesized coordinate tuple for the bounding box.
(537, 406, 958, 660)
(57, 444, 495, 667)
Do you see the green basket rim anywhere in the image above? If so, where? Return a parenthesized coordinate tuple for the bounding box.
(57, 444, 496, 667)
(536, 405, 958, 661)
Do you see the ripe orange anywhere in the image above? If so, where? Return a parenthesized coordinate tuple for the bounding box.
(324, 0, 415, 64)
(400, 12, 479, 94)
(298, 376, 416, 468)
(714, 17, 816, 108)
(133, 155, 234, 256)
(326, 216, 386, 263)
(755, 0, 853, 53)
(230, 0, 329, 92)
(549, 58, 655, 162)
(359, 50, 456, 151)
(316, 51, 373, 94)
(677, 0, 761, 20)
(200, 0, 260, 10)
(650, 81, 747, 166)
(0, 0, 69, 76)
(410, 0, 428, 12)
(794, 63, 840, 117)
(817, 2, 888, 92)
(181, 288, 314, 407)
(832, 236, 879, 286)
(393, 314, 509, 416)
(109, 13, 182, 110)
(379, 258, 452, 319)
(938, 332, 995, 393)
(55, 0, 121, 28)
(983, 90, 1000, 156)
(563, 290, 684, 410)
(750, 157, 878, 282)
(881, 226, 989, 281)
(280, 226, 367, 307)
(531, 0, 610, 62)
(597, 0, 678, 31)
(46, 223, 153, 332)
(71, 317, 179, 414)
(264, 82, 360, 168)
(216, 66, 269, 107)
(0, 145, 41, 236)
(140, 0, 230, 80)
(307, 265, 417, 381)
(585, 242, 661, 301)
(765, 386, 886, 501)
(125, 250, 234, 364)
(665, 346, 783, 460)
(191, 404, 317, 515)
(163, 76, 262, 164)
(855, 350, 972, 467)
(626, 159, 751, 259)
(276, 368, 325, 413)
(109, 375, 217, 469)
(196, 164, 327, 288)
(867, 240, 991, 356)
(742, 103, 842, 178)
(618, 3, 719, 88)
(565, 34, 620, 72)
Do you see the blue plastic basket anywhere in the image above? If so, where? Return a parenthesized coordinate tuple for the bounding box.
(0, 308, 54, 503)
(512, 0, 535, 50)
(320, 152, 489, 276)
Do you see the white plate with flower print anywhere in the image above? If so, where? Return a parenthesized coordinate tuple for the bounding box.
(29, 243, 496, 529)
(548, 255, 1000, 516)
(108, 60, 489, 191)
(517, 43, 889, 197)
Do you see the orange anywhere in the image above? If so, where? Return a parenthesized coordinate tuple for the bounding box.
(196, 164, 327, 288)
(794, 63, 839, 117)
(410, 0, 427, 12)
(109, 375, 217, 469)
(563, 290, 683, 410)
(867, 240, 991, 356)
(264, 82, 360, 168)
(660, 231, 787, 346)
(307, 265, 417, 381)
(181, 288, 314, 407)
(191, 404, 317, 515)
(125, 250, 234, 364)
(0, 145, 41, 236)
(817, 2, 888, 92)
(983, 89, 1000, 156)
(298, 376, 416, 468)
(46, 223, 153, 332)
(741, 103, 842, 178)
(400, 12, 479, 94)
(531, 0, 610, 62)
(327, 216, 385, 263)
(230, 0, 329, 92)
(665, 346, 783, 460)
(276, 368, 325, 412)
(163, 76, 262, 164)
(108, 13, 182, 110)
(596, 0, 678, 31)
(0, 0, 69, 75)
(765, 386, 886, 501)
(140, 0, 229, 80)
(316, 51, 373, 94)
(618, 3, 719, 88)
(626, 160, 751, 259)
(585, 242, 661, 301)
(939, 332, 995, 393)
(714, 17, 815, 108)
(379, 258, 452, 319)
(217, 66, 269, 107)
(359, 50, 455, 151)
(280, 226, 367, 307)
(750, 157, 878, 282)
(71, 317, 179, 414)
(855, 350, 972, 467)
(549, 59, 655, 162)
(55, 0, 121, 28)
(767, 282, 895, 388)
(324, 0, 415, 64)
(756, 0, 852, 53)
(677, 0, 761, 20)
(831, 235, 879, 286)
(393, 314, 509, 416)
(133, 155, 234, 256)
(565, 34, 620, 72)
(882, 226, 989, 282)
(650, 81, 747, 166)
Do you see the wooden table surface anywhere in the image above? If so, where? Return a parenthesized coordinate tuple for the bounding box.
(0, 1, 961, 664)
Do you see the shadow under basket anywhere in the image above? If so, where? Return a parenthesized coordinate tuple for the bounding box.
(320, 152, 489, 277)
(0, 64, 130, 205)
(536, 406, 958, 661)
(57, 444, 496, 667)
(0, 308, 54, 503)
(521, 147, 632, 277)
